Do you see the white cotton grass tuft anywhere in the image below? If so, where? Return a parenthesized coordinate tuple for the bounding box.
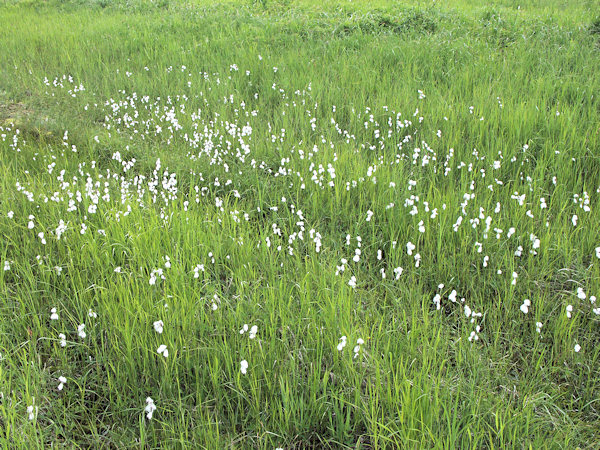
(240, 359, 248, 374)
(145, 397, 156, 420)
(249, 325, 258, 339)
(468, 325, 481, 342)
(520, 299, 531, 314)
(353, 338, 365, 359)
(157, 345, 168, 358)
(394, 267, 403, 279)
(337, 335, 347, 351)
(566, 305, 573, 319)
(27, 397, 37, 421)
(27, 403, 37, 421)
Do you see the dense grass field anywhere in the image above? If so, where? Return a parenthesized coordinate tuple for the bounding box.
(1, 0, 600, 447)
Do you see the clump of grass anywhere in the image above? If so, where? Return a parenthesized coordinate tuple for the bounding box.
(338, 9, 439, 36)
(479, 8, 518, 47)
(590, 16, 600, 36)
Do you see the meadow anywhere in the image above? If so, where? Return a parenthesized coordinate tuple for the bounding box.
(1, 0, 600, 447)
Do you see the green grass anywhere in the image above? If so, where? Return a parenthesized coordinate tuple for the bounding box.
(1, 0, 600, 447)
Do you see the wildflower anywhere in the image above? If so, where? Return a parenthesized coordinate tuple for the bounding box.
(566, 305, 573, 319)
(574, 344, 581, 353)
(59, 333, 67, 347)
(577, 288, 586, 300)
(153, 320, 164, 334)
(57, 376, 67, 391)
(520, 299, 530, 314)
(50, 307, 59, 321)
(77, 324, 86, 339)
(88, 309, 97, 318)
(240, 359, 248, 374)
(536, 322, 543, 333)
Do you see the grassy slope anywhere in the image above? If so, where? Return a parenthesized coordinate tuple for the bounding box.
(0, 0, 600, 447)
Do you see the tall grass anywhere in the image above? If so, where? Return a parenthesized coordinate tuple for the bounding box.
(1, 0, 599, 447)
